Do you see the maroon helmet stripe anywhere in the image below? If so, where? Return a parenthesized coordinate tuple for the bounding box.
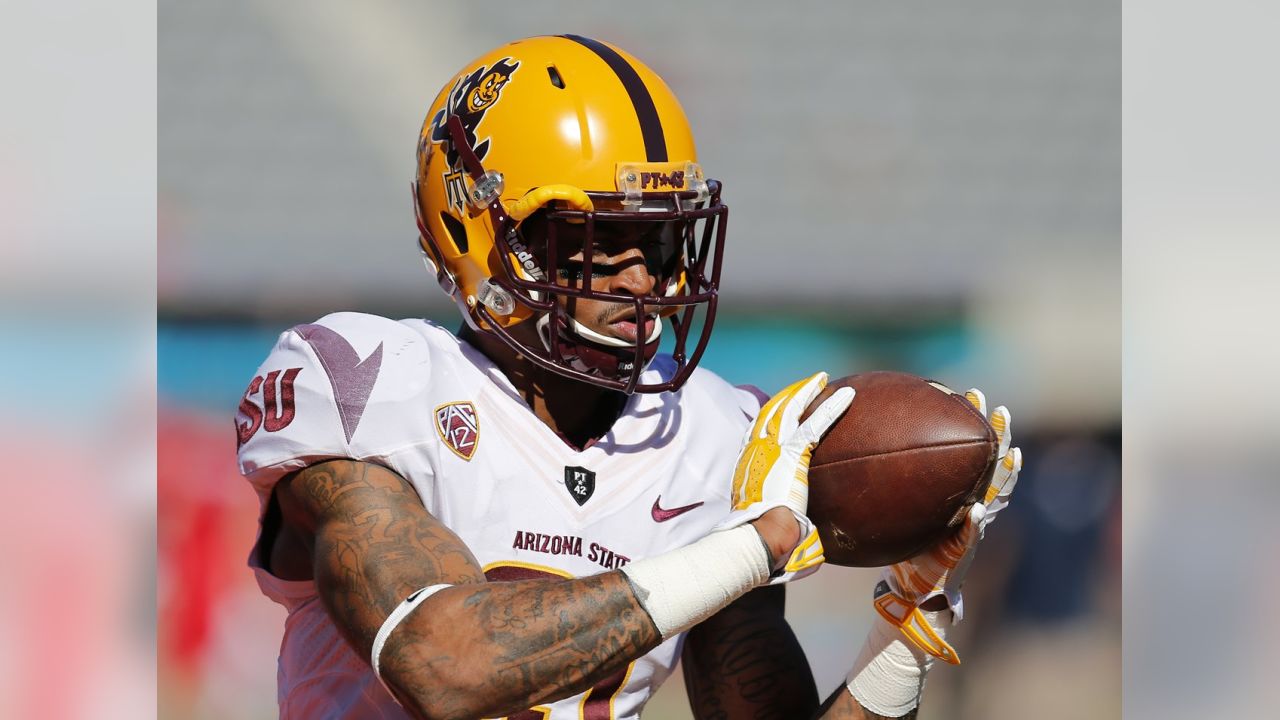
(561, 34, 667, 162)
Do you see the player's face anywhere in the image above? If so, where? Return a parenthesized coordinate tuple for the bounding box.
(526, 215, 683, 344)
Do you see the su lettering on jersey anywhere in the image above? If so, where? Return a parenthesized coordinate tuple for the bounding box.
(237, 367, 303, 448)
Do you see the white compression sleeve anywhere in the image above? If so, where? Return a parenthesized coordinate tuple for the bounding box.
(620, 524, 771, 639)
(846, 610, 949, 717)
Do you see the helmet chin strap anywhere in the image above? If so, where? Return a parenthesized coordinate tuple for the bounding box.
(534, 310, 662, 384)
(526, 275, 680, 382)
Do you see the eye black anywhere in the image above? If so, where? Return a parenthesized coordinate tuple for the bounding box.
(556, 266, 586, 281)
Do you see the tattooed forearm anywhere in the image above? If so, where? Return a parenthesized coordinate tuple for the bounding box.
(814, 684, 918, 720)
(279, 460, 661, 720)
(386, 573, 660, 718)
(283, 459, 486, 632)
(682, 585, 818, 719)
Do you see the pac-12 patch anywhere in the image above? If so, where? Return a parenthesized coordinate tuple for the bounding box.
(434, 401, 480, 460)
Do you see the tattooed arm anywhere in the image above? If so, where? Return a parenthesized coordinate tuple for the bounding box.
(681, 584, 819, 719)
(275, 458, 662, 720)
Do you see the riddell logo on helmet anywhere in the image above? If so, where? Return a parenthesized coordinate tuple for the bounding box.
(507, 235, 547, 281)
(641, 170, 685, 190)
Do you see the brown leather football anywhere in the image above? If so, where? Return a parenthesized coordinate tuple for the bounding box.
(802, 371, 999, 567)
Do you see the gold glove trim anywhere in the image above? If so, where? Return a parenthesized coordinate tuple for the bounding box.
(784, 529, 825, 573)
(874, 592, 961, 665)
(730, 375, 811, 509)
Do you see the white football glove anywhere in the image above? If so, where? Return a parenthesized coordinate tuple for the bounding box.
(712, 371, 855, 574)
(874, 387, 1023, 664)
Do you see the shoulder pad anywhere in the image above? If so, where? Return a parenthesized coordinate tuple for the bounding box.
(682, 365, 765, 424)
(235, 313, 424, 480)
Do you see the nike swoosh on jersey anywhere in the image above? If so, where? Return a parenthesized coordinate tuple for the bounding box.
(296, 323, 384, 442)
(651, 496, 704, 522)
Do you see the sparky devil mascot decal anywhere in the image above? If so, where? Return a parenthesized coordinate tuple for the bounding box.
(427, 57, 521, 209)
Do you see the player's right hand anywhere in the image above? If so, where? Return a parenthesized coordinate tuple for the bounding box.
(874, 389, 1022, 664)
(712, 371, 854, 574)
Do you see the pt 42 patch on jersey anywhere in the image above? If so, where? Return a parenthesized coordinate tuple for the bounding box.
(435, 401, 480, 460)
(564, 466, 596, 506)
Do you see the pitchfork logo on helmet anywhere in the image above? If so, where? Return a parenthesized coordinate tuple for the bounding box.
(426, 57, 520, 211)
(428, 58, 520, 171)
(414, 36, 729, 395)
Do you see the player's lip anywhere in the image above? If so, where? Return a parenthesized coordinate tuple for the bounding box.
(607, 312, 658, 342)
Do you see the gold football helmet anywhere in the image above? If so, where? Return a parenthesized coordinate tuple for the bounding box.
(414, 35, 727, 394)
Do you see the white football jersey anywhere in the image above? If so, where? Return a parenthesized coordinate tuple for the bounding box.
(236, 312, 764, 719)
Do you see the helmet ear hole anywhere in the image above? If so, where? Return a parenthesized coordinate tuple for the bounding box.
(439, 212, 469, 254)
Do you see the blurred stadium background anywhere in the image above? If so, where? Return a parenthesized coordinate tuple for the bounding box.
(157, 1, 1118, 718)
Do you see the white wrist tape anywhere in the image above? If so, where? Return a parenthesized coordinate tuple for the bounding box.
(371, 584, 451, 690)
(846, 610, 949, 717)
(621, 525, 771, 639)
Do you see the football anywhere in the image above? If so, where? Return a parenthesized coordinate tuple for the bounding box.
(802, 371, 999, 567)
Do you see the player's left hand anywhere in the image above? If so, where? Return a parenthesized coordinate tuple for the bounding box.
(712, 371, 854, 574)
(873, 388, 1022, 664)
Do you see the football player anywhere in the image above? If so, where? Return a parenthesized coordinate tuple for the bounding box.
(235, 35, 1022, 719)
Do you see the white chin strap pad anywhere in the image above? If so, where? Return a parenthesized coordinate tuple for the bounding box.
(567, 313, 662, 348)
(536, 310, 662, 351)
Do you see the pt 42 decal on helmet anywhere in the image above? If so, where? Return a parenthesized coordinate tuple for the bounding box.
(428, 57, 520, 210)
